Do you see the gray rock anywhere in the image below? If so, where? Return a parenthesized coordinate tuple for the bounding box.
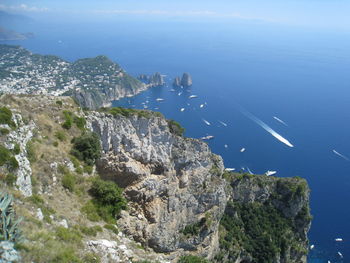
(172, 76, 181, 87)
(180, 73, 192, 87)
(0, 241, 21, 263)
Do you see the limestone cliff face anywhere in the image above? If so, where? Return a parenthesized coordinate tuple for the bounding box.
(87, 112, 227, 258)
(87, 111, 311, 262)
(181, 73, 192, 87)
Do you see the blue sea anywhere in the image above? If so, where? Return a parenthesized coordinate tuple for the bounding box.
(3, 18, 350, 262)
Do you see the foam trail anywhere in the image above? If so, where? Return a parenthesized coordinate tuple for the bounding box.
(333, 150, 349, 161)
(241, 109, 294, 147)
(273, 116, 288, 126)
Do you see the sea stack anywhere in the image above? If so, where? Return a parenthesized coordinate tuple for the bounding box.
(173, 76, 181, 87)
(181, 73, 192, 87)
(149, 72, 165, 86)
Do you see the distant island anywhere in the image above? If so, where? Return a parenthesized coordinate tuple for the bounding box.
(173, 72, 193, 88)
(0, 27, 34, 41)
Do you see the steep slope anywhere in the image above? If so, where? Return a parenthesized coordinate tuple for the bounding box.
(0, 94, 311, 263)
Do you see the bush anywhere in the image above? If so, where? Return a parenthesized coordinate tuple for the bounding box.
(5, 173, 17, 186)
(0, 107, 15, 128)
(181, 218, 207, 236)
(178, 255, 210, 263)
(103, 224, 118, 235)
(62, 173, 76, 192)
(167, 119, 185, 136)
(0, 145, 11, 166)
(55, 130, 67, 141)
(26, 141, 37, 163)
(71, 132, 101, 165)
(13, 143, 20, 155)
(0, 128, 9, 135)
(7, 156, 19, 171)
(55, 226, 82, 244)
(56, 100, 63, 106)
(62, 111, 73, 130)
(78, 225, 102, 237)
(88, 178, 127, 223)
(74, 116, 86, 131)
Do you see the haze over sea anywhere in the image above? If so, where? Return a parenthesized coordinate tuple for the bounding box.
(3, 14, 350, 262)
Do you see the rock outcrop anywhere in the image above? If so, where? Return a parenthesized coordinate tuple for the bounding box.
(173, 76, 181, 87)
(87, 111, 227, 258)
(87, 111, 311, 262)
(181, 73, 192, 87)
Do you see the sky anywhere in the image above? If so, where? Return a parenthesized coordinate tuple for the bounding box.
(0, 0, 350, 30)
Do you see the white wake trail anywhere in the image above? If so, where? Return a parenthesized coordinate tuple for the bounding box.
(273, 116, 288, 126)
(332, 150, 349, 161)
(241, 109, 294, 148)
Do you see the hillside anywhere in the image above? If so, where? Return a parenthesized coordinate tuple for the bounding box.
(0, 94, 311, 263)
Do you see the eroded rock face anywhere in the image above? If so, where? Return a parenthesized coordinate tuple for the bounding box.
(6, 113, 35, 197)
(87, 112, 227, 257)
(180, 73, 192, 87)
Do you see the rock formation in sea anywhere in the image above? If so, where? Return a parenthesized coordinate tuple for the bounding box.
(173, 76, 181, 87)
(181, 73, 192, 87)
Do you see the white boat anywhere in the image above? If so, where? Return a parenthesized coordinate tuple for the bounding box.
(200, 104, 204, 108)
(219, 121, 228, 127)
(338, 252, 343, 258)
(265, 170, 277, 176)
(202, 119, 211, 126)
(189, 95, 198, 99)
(310, 245, 315, 250)
(225, 168, 235, 172)
(200, 135, 214, 140)
(240, 148, 246, 152)
(335, 238, 343, 242)
(170, 89, 175, 92)
(178, 92, 182, 96)
(180, 108, 185, 112)
(224, 144, 228, 148)
(156, 98, 164, 102)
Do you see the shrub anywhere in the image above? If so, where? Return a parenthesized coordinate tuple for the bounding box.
(83, 253, 100, 263)
(62, 173, 76, 192)
(62, 111, 73, 130)
(81, 200, 101, 222)
(51, 247, 82, 263)
(55, 226, 82, 244)
(0, 192, 22, 243)
(55, 130, 67, 141)
(83, 165, 93, 174)
(78, 225, 102, 237)
(0, 107, 15, 128)
(7, 157, 19, 171)
(71, 132, 101, 165)
(5, 173, 17, 186)
(0, 128, 9, 135)
(181, 218, 207, 236)
(56, 100, 63, 106)
(103, 224, 118, 235)
(167, 119, 185, 136)
(88, 178, 127, 223)
(13, 143, 20, 155)
(0, 145, 11, 166)
(74, 116, 86, 131)
(26, 141, 37, 163)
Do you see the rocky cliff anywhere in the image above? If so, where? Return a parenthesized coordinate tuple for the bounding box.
(0, 95, 311, 263)
(181, 73, 192, 87)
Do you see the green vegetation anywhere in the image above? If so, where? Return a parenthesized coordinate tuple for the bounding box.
(13, 143, 20, 154)
(0, 192, 22, 243)
(76, 225, 102, 237)
(103, 224, 118, 235)
(102, 107, 163, 119)
(26, 194, 56, 223)
(56, 100, 63, 106)
(0, 106, 16, 128)
(219, 201, 297, 263)
(167, 119, 185, 136)
(0, 144, 19, 171)
(178, 255, 210, 263)
(56, 226, 82, 244)
(74, 116, 86, 131)
(62, 110, 73, 129)
(26, 141, 37, 163)
(5, 173, 17, 186)
(55, 130, 67, 141)
(0, 127, 9, 135)
(62, 173, 76, 192)
(181, 218, 207, 236)
(83, 178, 127, 223)
(71, 132, 101, 165)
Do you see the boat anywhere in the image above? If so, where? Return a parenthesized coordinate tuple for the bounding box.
(224, 144, 228, 148)
(200, 135, 214, 140)
(338, 252, 343, 258)
(202, 119, 211, 126)
(188, 95, 198, 99)
(240, 148, 246, 152)
(225, 168, 235, 172)
(200, 104, 204, 108)
(219, 120, 228, 127)
(156, 98, 164, 102)
(310, 245, 315, 250)
(178, 92, 182, 96)
(265, 170, 277, 176)
(180, 108, 185, 112)
(335, 238, 343, 242)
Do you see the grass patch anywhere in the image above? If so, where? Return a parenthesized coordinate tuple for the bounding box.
(26, 141, 37, 163)
(103, 224, 118, 235)
(178, 255, 210, 263)
(0, 106, 16, 128)
(55, 130, 67, 142)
